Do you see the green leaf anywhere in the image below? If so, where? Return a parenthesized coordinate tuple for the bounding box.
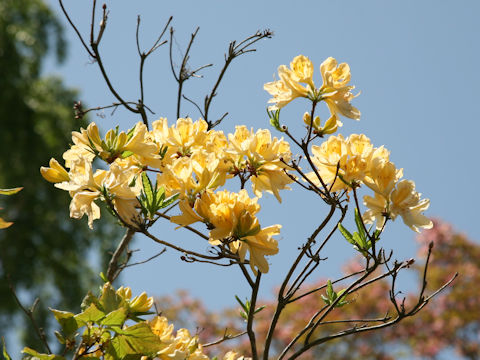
(101, 308, 128, 327)
(75, 303, 105, 324)
(22, 348, 65, 360)
(267, 109, 283, 132)
(254, 305, 266, 314)
(235, 295, 248, 312)
(354, 208, 366, 243)
(352, 232, 365, 249)
(50, 308, 79, 337)
(99, 272, 108, 283)
(326, 280, 334, 299)
(108, 323, 163, 359)
(338, 223, 355, 245)
(120, 150, 134, 159)
(0, 187, 22, 195)
(54, 331, 65, 345)
(141, 172, 154, 205)
(334, 289, 349, 307)
(2, 337, 12, 360)
(99, 283, 123, 314)
(156, 186, 165, 204)
(160, 193, 179, 209)
(80, 291, 103, 311)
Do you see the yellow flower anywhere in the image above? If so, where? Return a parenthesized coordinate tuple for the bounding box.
(65, 122, 160, 165)
(363, 157, 403, 197)
(129, 292, 154, 313)
(223, 351, 251, 360)
(290, 55, 315, 87)
(363, 179, 433, 232)
(151, 117, 209, 162)
(149, 316, 174, 343)
(171, 190, 280, 273)
(55, 156, 102, 229)
(63, 123, 102, 167)
(100, 161, 142, 225)
(264, 55, 360, 125)
(116, 286, 132, 301)
(362, 192, 389, 230)
(40, 158, 70, 183)
(238, 224, 280, 274)
(264, 55, 314, 110)
(319, 57, 360, 120)
(157, 328, 208, 360)
(303, 112, 339, 136)
(308, 134, 374, 192)
(390, 180, 433, 232)
(227, 126, 293, 202)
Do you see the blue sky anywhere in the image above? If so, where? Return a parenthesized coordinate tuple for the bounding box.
(43, 0, 479, 328)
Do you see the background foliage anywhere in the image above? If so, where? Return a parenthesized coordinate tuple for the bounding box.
(0, 0, 120, 351)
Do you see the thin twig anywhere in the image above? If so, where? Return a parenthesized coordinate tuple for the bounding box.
(121, 248, 166, 269)
(6, 276, 52, 354)
(106, 228, 135, 283)
(203, 330, 247, 348)
(58, 0, 95, 57)
(203, 30, 273, 129)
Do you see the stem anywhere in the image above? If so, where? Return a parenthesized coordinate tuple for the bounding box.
(106, 228, 135, 283)
(247, 273, 261, 360)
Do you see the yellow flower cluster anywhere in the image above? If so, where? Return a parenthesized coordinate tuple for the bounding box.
(264, 55, 360, 130)
(41, 119, 292, 232)
(171, 189, 280, 274)
(148, 316, 208, 360)
(308, 134, 432, 232)
(41, 118, 288, 272)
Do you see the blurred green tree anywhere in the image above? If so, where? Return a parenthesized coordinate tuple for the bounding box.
(0, 0, 121, 351)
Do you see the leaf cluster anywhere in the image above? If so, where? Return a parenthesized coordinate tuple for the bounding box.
(22, 283, 163, 360)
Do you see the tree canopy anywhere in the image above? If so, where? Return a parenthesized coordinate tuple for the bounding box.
(0, 0, 120, 350)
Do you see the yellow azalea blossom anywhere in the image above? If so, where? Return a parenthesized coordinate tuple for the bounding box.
(289, 55, 315, 87)
(319, 57, 361, 120)
(308, 134, 375, 192)
(157, 328, 208, 360)
(62, 123, 100, 167)
(171, 190, 280, 273)
(223, 351, 252, 360)
(101, 161, 142, 225)
(362, 192, 389, 230)
(129, 291, 154, 313)
(65, 122, 159, 165)
(40, 158, 70, 183)
(49, 156, 143, 228)
(227, 126, 293, 202)
(115, 285, 154, 313)
(363, 179, 432, 232)
(264, 55, 314, 111)
(157, 151, 227, 203)
(116, 286, 132, 301)
(363, 157, 403, 197)
(55, 156, 102, 229)
(390, 180, 433, 232)
(264, 56, 359, 127)
(151, 117, 209, 162)
(149, 316, 175, 343)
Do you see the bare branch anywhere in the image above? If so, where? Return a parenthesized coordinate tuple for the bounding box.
(106, 228, 135, 283)
(203, 330, 247, 348)
(6, 276, 52, 354)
